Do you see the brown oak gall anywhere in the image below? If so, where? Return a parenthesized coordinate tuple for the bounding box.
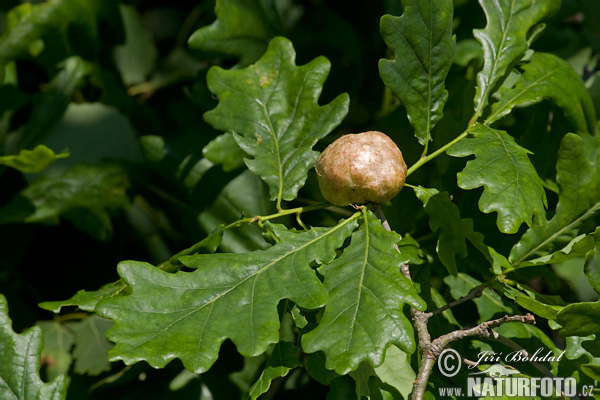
(315, 131, 407, 206)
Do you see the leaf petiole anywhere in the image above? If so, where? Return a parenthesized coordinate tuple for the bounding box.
(406, 129, 470, 177)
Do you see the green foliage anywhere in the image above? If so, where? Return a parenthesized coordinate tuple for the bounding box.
(0, 145, 68, 173)
(448, 123, 547, 234)
(486, 52, 597, 135)
(379, 0, 454, 146)
(472, 0, 560, 120)
(204, 37, 349, 206)
(0, 295, 68, 400)
(1, 0, 599, 398)
(302, 211, 425, 374)
(97, 217, 359, 373)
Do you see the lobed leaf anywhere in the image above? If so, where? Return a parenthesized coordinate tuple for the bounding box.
(248, 341, 301, 399)
(472, 0, 560, 119)
(515, 229, 599, 268)
(448, 123, 547, 234)
(39, 281, 127, 313)
(0, 145, 68, 173)
(96, 216, 360, 373)
(70, 316, 113, 376)
(486, 52, 597, 136)
(301, 211, 426, 374)
(36, 321, 74, 381)
(0, 295, 68, 400)
(202, 132, 247, 172)
(413, 186, 468, 275)
(204, 37, 349, 205)
(379, 0, 454, 145)
(188, 0, 278, 67)
(558, 302, 600, 338)
(510, 133, 600, 265)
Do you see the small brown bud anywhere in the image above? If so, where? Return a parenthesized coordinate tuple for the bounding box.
(315, 131, 407, 206)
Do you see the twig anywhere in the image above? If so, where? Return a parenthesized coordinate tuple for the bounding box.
(430, 284, 486, 316)
(372, 204, 539, 400)
(412, 314, 536, 400)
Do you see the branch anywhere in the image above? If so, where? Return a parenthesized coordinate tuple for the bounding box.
(372, 204, 539, 400)
(411, 314, 536, 400)
(430, 284, 486, 316)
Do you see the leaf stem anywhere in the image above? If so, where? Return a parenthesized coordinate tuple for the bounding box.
(166, 203, 332, 269)
(406, 129, 470, 177)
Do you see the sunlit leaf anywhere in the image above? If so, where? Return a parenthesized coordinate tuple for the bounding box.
(448, 123, 547, 234)
(204, 37, 349, 205)
(302, 211, 426, 374)
(248, 341, 301, 399)
(96, 216, 360, 373)
(374, 345, 415, 400)
(0, 145, 68, 173)
(486, 52, 597, 136)
(379, 0, 454, 145)
(558, 302, 600, 338)
(515, 229, 599, 268)
(472, 0, 560, 119)
(0, 295, 68, 400)
(188, 0, 278, 67)
(510, 133, 600, 265)
(39, 281, 127, 313)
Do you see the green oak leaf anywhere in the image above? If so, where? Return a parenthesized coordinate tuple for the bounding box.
(39, 280, 128, 313)
(188, 0, 278, 67)
(96, 215, 360, 373)
(510, 133, 600, 265)
(8, 162, 130, 241)
(373, 345, 415, 400)
(586, 235, 600, 294)
(379, 0, 454, 145)
(202, 132, 247, 172)
(414, 186, 474, 275)
(301, 211, 426, 374)
(0, 0, 97, 65)
(70, 316, 113, 375)
(204, 37, 349, 205)
(515, 228, 600, 268)
(36, 321, 74, 381)
(113, 4, 158, 86)
(472, 0, 560, 119)
(0, 295, 68, 400)
(0, 145, 68, 173)
(486, 52, 597, 136)
(447, 123, 547, 234)
(248, 341, 301, 399)
(514, 296, 561, 320)
(558, 302, 600, 338)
